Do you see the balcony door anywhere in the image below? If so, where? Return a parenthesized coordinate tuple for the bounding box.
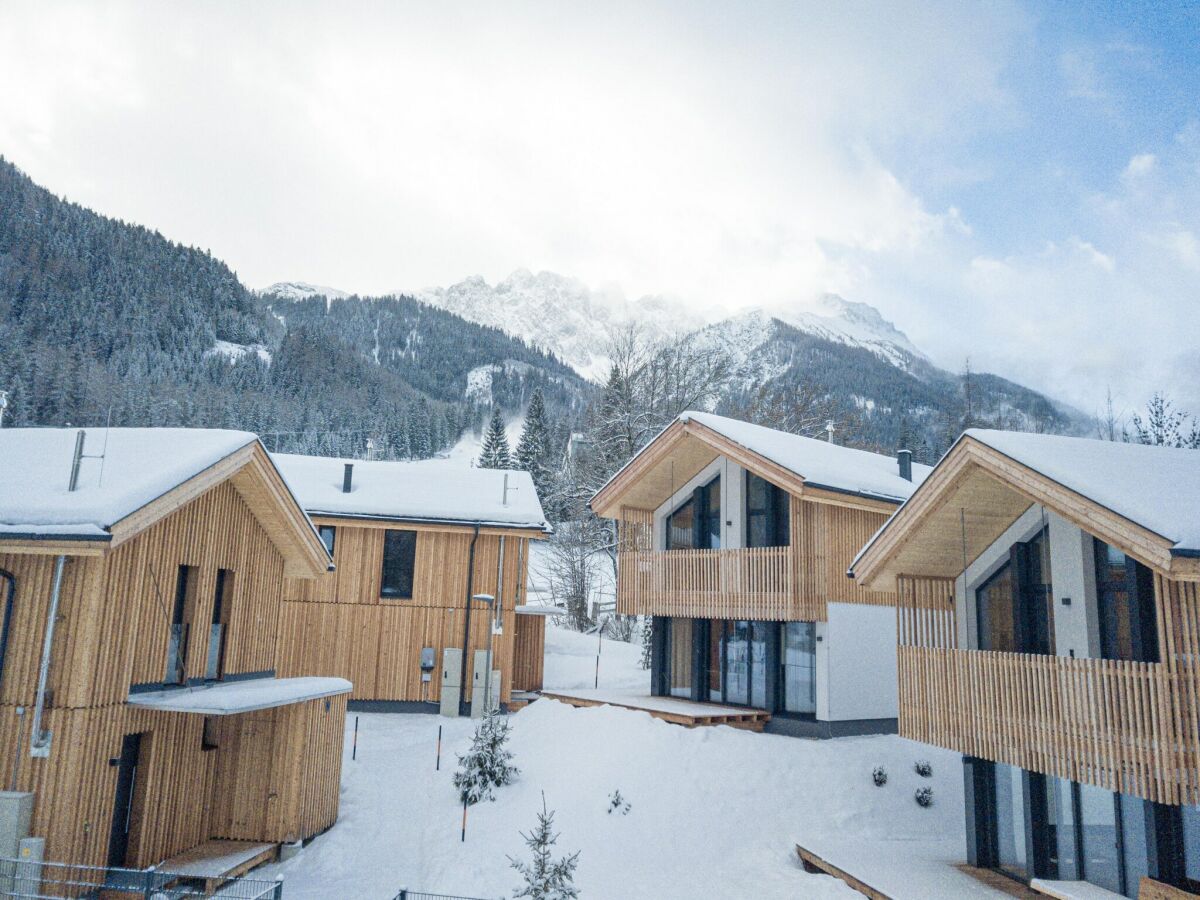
(976, 529, 1054, 654)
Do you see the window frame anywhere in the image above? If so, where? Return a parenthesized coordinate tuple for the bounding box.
(318, 525, 337, 557)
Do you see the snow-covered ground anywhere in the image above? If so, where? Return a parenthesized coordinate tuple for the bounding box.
(261, 623, 970, 899)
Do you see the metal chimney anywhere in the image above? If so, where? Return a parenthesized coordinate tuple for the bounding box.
(897, 449, 913, 482)
(342, 463, 354, 493)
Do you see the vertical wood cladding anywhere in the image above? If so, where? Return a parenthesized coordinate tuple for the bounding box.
(511, 615, 546, 692)
(279, 521, 539, 704)
(0, 472, 346, 871)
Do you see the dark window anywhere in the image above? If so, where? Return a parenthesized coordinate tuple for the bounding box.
(666, 618, 693, 698)
(380, 530, 418, 599)
(166, 565, 196, 684)
(1095, 540, 1159, 663)
(746, 472, 790, 548)
(699, 476, 721, 549)
(206, 569, 232, 680)
(724, 620, 750, 705)
(318, 525, 336, 556)
(667, 499, 695, 550)
(201, 716, 219, 751)
(1014, 529, 1055, 655)
(977, 563, 1016, 652)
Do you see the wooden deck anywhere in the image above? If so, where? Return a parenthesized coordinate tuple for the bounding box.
(158, 839, 278, 893)
(795, 843, 1041, 899)
(541, 690, 770, 731)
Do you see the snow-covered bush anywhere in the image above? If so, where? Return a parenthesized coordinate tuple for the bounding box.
(607, 789, 631, 815)
(454, 711, 519, 805)
(914, 759, 933, 778)
(640, 617, 653, 670)
(510, 795, 581, 899)
(914, 786, 934, 808)
(871, 766, 888, 787)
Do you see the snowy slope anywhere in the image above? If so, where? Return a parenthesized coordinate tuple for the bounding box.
(262, 701, 966, 899)
(412, 269, 705, 381)
(259, 281, 350, 302)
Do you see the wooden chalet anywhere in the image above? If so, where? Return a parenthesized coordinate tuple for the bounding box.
(591, 411, 928, 737)
(0, 427, 349, 882)
(851, 429, 1200, 898)
(272, 455, 552, 712)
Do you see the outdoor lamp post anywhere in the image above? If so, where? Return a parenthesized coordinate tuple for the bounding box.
(472, 593, 496, 714)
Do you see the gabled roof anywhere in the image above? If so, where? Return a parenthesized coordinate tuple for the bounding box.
(850, 429, 1200, 589)
(0, 428, 330, 577)
(272, 454, 551, 533)
(591, 411, 929, 518)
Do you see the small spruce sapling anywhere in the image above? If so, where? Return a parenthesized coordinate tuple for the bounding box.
(510, 794, 581, 900)
(872, 766, 888, 787)
(607, 790, 631, 815)
(915, 787, 934, 808)
(914, 759, 933, 778)
(453, 711, 519, 805)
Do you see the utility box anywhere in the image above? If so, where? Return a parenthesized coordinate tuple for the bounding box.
(470, 651, 502, 718)
(13, 837, 43, 898)
(0, 792, 33, 894)
(440, 648, 462, 717)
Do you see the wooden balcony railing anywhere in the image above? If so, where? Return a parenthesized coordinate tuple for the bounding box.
(898, 645, 1200, 806)
(617, 547, 798, 619)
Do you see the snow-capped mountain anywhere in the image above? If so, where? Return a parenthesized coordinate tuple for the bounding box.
(260, 281, 350, 303)
(412, 269, 704, 381)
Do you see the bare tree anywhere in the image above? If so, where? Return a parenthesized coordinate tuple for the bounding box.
(723, 377, 850, 440)
(1097, 386, 1126, 442)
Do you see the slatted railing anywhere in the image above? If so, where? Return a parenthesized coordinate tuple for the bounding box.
(616, 547, 795, 619)
(898, 645, 1199, 805)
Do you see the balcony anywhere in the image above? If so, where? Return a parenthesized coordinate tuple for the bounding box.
(616, 547, 801, 620)
(898, 645, 1200, 806)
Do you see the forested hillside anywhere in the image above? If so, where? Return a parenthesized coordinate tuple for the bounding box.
(0, 158, 588, 458)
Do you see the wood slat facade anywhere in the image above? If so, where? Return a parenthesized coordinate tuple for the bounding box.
(614, 496, 896, 621)
(511, 614, 546, 693)
(894, 570, 1200, 808)
(278, 516, 543, 705)
(0, 445, 346, 873)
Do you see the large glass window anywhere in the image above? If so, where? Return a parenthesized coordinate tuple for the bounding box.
(782, 622, 816, 714)
(994, 763, 1028, 879)
(667, 499, 695, 550)
(667, 619, 693, 698)
(1044, 776, 1079, 879)
(724, 621, 750, 705)
(977, 563, 1016, 652)
(1077, 783, 1121, 893)
(1182, 805, 1200, 889)
(1016, 530, 1055, 655)
(380, 530, 418, 599)
(700, 477, 721, 549)
(750, 622, 769, 708)
(746, 472, 790, 548)
(707, 619, 723, 702)
(1095, 540, 1159, 663)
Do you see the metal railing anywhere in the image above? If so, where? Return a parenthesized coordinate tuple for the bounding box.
(0, 858, 283, 899)
(392, 889, 492, 900)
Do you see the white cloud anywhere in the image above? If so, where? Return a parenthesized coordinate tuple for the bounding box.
(1124, 153, 1157, 178)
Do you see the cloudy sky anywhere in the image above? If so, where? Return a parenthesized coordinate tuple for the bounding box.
(2, 1, 1198, 413)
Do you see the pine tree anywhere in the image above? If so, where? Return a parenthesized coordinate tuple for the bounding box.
(453, 711, 519, 805)
(1130, 392, 1199, 448)
(516, 388, 552, 496)
(640, 616, 653, 670)
(509, 794, 580, 900)
(479, 408, 513, 469)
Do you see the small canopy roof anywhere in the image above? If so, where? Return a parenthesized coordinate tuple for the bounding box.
(515, 603, 565, 616)
(273, 453, 551, 532)
(592, 411, 929, 517)
(851, 429, 1200, 589)
(127, 676, 352, 715)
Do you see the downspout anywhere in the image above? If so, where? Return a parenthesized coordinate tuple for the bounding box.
(459, 524, 481, 714)
(30, 554, 66, 758)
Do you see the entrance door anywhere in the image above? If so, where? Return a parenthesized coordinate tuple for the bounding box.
(107, 733, 143, 868)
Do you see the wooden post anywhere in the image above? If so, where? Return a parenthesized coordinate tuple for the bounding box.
(436, 725, 442, 771)
(352, 715, 359, 761)
(461, 800, 468, 842)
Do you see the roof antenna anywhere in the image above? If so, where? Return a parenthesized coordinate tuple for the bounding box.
(825, 421, 836, 444)
(67, 430, 108, 492)
(502, 472, 516, 507)
(96, 406, 113, 488)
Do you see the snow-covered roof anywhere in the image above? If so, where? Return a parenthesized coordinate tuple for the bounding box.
(127, 676, 352, 715)
(515, 604, 565, 616)
(272, 454, 550, 531)
(680, 412, 931, 502)
(964, 429, 1200, 554)
(0, 428, 258, 540)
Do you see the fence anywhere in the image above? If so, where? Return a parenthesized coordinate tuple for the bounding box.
(616, 546, 795, 619)
(0, 857, 282, 899)
(392, 890, 492, 900)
